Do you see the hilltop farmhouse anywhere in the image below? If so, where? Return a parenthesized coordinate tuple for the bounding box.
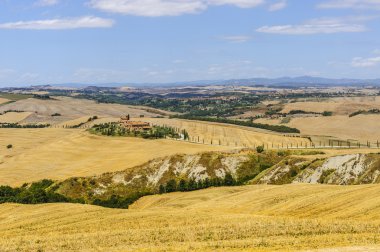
(119, 115, 152, 131)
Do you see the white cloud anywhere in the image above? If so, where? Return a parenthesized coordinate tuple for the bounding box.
(268, 0, 286, 11)
(318, 0, 380, 10)
(256, 16, 371, 35)
(0, 16, 114, 30)
(257, 24, 366, 35)
(351, 57, 380, 67)
(220, 35, 251, 43)
(35, 0, 59, 6)
(207, 0, 264, 8)
(88, 0, 265, 17)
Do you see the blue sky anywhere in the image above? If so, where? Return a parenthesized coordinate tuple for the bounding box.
(1, 0, 380, 86)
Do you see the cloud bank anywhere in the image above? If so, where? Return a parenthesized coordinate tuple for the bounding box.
(0, 16, 114, 30)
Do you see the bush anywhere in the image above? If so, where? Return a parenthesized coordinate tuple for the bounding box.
(322, 111, 333, 116)
(6, 144, 12, 149)
(224, 173, 235, 186)
(256, 145, 265, 153)
(165, 179, 177, 192)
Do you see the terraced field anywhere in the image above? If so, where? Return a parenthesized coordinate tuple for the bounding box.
(2, 184, 380, 251)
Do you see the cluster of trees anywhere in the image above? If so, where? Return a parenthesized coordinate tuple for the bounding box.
(0, 180, 69, 204)
(33, 94, 54, 100)
(0, 123, 50, 128)
(284, 110, 332, 117)
(92, 192, 151, 209)
(158, 173, 236, 194)
(51, 113, 62, 117)
(171, 115, 300, 133)
(90, 123, 189, 140)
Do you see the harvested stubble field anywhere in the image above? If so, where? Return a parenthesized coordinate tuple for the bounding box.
(0, 128, 233, 186)
(0, 98, 10, 105)
(0, 112, 33, 123)
(256, 115, 380, 144)
(142, 117, 308, 147)
(0, 96, 161, 124)
(1, 184, 380, 251)
(281, 96, 380, 115)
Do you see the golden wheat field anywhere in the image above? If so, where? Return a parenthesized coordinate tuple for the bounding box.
(281, 96, 380, 115)
(142, 117, 309, 147)
(2, 184, 380, 251)
(0, 128, 234, 186)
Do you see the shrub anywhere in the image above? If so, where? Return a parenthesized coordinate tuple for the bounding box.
(322, 111, 333, 116)
(224, 173, 235, 186)
(165, 179, 177, 192)
(256, 145, 265, 153)
(6, 144, 12, 149)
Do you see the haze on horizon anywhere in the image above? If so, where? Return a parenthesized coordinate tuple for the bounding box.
(1, 0, 380, 87)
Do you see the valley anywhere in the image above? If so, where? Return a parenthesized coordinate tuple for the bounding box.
(2, 85, 380, 251)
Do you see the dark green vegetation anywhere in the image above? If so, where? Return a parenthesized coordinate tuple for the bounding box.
(6, 144, 12, 149)
(322, 111, 333, 116)
(90, 122, 189, 140)
(51, 113, 61, 117)
(288, 110, 332, 116)
(0, 123, 50, 128)
(349, 109, 380, 117)
(0, 92, 33, 101)
(171, 115, 300, 133)
(33, 94, 55, 100)
(0, 180, 70, 204)
(159, 173, 236, 194)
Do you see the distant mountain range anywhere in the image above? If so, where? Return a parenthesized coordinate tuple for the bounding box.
(7, 76, 380, 89)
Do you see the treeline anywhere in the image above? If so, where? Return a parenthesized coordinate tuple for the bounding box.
(0, 110, 25, 115)
(159, 173, 236, 194)
(0, 180, 70, 204)
(33, 94, 55, 100)
(349, 109, 380, 117)
(171, 115, 300, 133)
(0, 123, 50, 128)
(69, 116, 98, 128)
(92, 192, 152, 209)
(90, 123, 189, 140)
